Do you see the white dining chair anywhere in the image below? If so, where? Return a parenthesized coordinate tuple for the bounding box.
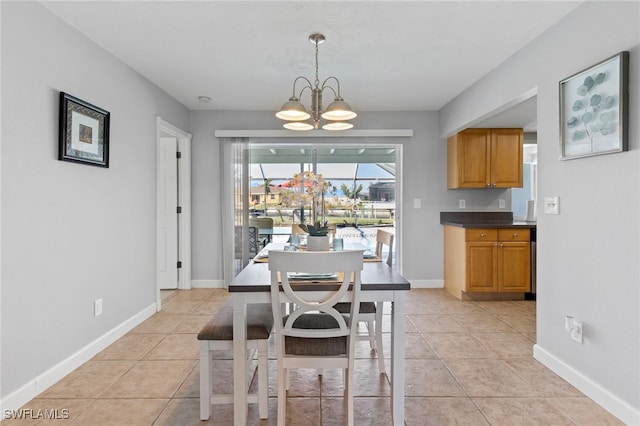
(375, 228, 394, 266)
(269, 250, 363, 426)
(335, 228, 394, 374)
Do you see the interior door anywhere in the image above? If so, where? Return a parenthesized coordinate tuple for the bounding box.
(157, 136, 179, 290)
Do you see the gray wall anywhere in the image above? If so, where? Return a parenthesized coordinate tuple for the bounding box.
(440, 2, 639, 421)
(1, 2, 189, 398)
(189, 110, 509, 285)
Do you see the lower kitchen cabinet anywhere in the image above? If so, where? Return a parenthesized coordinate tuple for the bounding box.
(444, 226, 531, 299)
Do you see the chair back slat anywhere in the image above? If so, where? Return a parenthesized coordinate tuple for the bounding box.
(375, 229, 394, 266)
(269, 251, 363, 341)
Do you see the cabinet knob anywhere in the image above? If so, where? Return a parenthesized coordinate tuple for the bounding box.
(480, 233, 485, 237)
(513, 232, 518, 238)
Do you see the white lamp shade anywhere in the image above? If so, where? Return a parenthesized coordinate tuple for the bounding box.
(283, 121, 314, 131)
(321, 99, 357, 121)
(276, 99, 311, 121)
(322, 121, 353, 131)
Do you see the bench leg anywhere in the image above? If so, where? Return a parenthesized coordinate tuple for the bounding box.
(258, 340, 269, 419)
(375, 303, 386, 374)
(199, 342, 211, 420)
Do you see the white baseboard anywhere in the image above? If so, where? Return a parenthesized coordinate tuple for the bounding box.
(0, 303, 157, 415)
(191, 279, 225, 288)
(534, 344, 639, 425)
(408, 279, 443, 289)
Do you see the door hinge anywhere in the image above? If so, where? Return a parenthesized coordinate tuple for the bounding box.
(177, 206, 182, 214)
(176, 151, 182, 159)
(177, 261, 182, 269)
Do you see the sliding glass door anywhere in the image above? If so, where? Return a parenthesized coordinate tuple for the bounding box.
(222, 141, 399, 283)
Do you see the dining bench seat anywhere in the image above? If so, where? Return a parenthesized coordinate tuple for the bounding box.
(197, 299, 273, 421)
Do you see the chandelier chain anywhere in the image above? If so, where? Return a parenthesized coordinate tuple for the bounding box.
(314, 39, 320, 88)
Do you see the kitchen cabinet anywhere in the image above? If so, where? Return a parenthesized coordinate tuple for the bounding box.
(447, 128, 523, 189)
(444, 226, 531, 299)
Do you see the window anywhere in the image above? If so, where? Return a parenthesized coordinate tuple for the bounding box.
(512, 143, 537, 220)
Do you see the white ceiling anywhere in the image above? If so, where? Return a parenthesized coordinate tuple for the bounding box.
(474, 95, 538, 132)
(42, 0, 580, 125)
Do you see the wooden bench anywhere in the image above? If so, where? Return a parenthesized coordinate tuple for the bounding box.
(197, 299, 273, 420)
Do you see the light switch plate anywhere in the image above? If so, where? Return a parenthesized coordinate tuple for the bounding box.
(413, 198, 421, 209)
(544, 196, 560, 214)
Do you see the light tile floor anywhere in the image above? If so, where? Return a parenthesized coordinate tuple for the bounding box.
(5, 289, 624, 425)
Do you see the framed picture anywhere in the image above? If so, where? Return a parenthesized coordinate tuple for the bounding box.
(59, 92, 110, 167)
(560, 51, 629, 160)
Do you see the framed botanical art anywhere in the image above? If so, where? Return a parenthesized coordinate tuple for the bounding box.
(59, 92, 110, 167)
(559, 51, 629, 160)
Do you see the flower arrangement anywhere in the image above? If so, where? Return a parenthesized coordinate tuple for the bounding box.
(279, 171, 329, 226)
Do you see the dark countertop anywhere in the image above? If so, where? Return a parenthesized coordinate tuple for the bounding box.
(440, 211, 536, 229)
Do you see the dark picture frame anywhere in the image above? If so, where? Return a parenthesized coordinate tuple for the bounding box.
(559, 51, 629, 160)
(59, 92, 110, 167)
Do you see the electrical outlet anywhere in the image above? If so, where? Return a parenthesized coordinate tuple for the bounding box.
(565, 316, 583, 344)
(94, 299, 103, 317)
(459, 199, 466, 209)
(413, 198, 421, 209)
(571, 321, 583, 343)
(499, 199, 506, 209)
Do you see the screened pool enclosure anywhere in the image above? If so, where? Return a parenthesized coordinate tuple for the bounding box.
(247, 146, 397, 226)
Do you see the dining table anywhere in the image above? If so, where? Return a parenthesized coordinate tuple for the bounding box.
(229, 242, 410, 425)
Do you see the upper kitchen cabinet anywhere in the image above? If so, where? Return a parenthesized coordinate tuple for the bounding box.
(447, 128, 523, 188)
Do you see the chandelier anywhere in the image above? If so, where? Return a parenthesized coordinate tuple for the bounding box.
(276, 33, 357, 131)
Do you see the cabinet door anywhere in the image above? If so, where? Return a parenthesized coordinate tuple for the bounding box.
(490, 129, 523, 188)
(466, 242, 497, 292)
(456, 129, 491, 188)
(497, 241, 530, 292)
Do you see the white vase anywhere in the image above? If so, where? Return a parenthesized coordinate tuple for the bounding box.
(306, 235, 330, 251)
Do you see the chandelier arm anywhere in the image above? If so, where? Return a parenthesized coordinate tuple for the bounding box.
(291, 76, 313, 98)
(297, 84, 314, 101)
(321, 77, 341, 98)
(320, 84, 338, 99)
